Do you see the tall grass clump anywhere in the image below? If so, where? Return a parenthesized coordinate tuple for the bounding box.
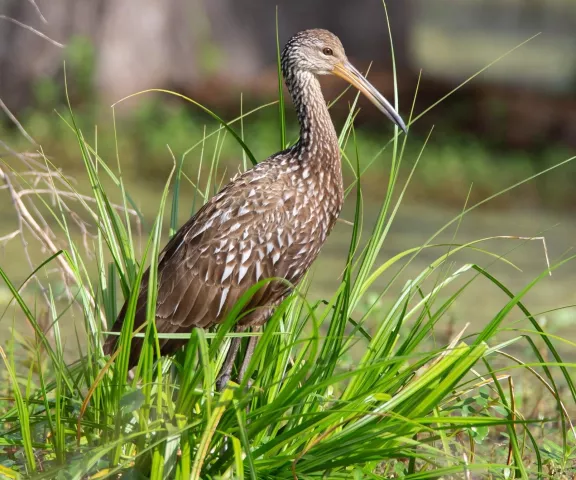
(1, 7, 576, 479)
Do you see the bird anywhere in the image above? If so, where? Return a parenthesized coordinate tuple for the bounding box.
(103, 28, 406, 389)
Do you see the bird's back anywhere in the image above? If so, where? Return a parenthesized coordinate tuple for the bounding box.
(103, 150, 343, 366)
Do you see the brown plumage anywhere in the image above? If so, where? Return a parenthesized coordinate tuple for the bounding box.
(103, 29, 406, 387)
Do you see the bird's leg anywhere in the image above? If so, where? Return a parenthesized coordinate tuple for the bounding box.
(216, 334, 243, 391)
(238, 332, 259, 386)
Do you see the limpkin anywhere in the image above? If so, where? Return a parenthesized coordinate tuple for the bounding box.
(104, 29, 406, 389)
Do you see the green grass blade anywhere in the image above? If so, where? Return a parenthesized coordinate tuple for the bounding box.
(276, 6, 287, 149)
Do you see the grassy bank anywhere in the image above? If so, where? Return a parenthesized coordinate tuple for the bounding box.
(1, 17, 576, 479)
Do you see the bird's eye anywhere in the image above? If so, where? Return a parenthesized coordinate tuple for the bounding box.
(322, 47, 333, 56)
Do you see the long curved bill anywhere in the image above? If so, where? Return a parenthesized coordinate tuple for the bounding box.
(333, 61, 407, 134)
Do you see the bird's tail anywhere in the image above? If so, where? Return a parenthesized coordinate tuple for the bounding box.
(102, 302, 144, 369)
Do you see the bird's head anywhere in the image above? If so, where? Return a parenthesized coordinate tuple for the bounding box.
(282, 29, 407, 133)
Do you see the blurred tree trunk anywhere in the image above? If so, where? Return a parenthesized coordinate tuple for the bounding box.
(96, 0, 200, 103)
(0, 0, 413, 113)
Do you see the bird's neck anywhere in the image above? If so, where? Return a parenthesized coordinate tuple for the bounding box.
(289, 71, 339, 164)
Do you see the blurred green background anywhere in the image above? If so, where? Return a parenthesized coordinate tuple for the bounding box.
(0, 0, 575, 350)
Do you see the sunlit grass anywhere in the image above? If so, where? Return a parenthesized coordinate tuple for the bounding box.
(1, 7, 576, 479)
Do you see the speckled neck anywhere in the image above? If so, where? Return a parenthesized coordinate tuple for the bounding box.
(285, 70, 340, 164)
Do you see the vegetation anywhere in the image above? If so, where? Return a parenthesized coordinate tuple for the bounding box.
(1, 35, 575, 212)
(1, 12, 575, 479)
(4, 96, 576, 211)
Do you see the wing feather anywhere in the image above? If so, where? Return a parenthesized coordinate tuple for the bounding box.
(103, 155, 333, 365)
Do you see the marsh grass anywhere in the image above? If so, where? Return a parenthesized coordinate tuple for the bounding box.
(1, 6, 576, 479)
